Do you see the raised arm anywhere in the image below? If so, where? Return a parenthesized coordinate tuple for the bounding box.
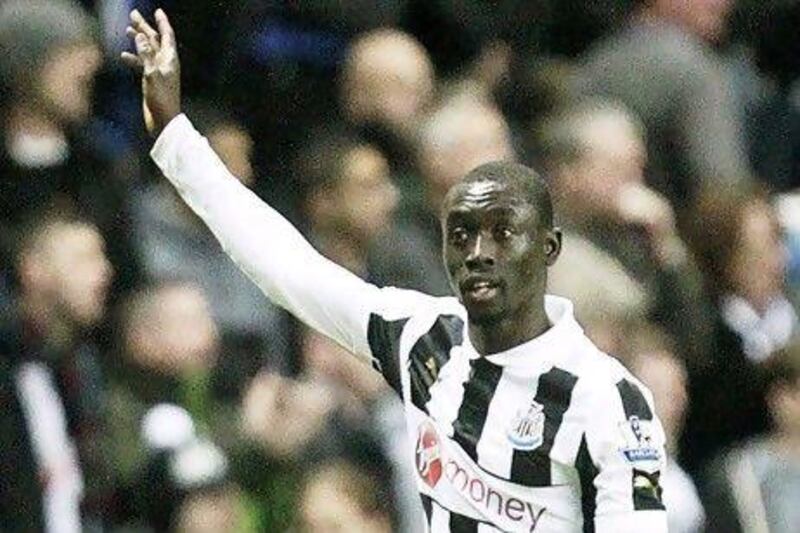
(122, 10, 417, 361)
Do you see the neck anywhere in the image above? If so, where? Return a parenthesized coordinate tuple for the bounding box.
(21, 296, 78, 352)
(468, 300, 551, 355)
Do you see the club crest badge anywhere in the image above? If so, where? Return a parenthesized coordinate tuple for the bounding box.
(415, 420, 442, 487)
(507, 400, 545, 450)
(618, 415, 661, 473)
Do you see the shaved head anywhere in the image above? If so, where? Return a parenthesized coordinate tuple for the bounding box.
(448, 161, 554, 230)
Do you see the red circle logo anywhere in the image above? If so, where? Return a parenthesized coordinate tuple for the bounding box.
(415, 421, 442, 487)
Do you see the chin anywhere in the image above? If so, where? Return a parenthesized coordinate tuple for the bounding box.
(463, 303, 505, 326)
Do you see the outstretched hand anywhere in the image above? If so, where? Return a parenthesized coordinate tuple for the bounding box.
(121, 9, 180, 138)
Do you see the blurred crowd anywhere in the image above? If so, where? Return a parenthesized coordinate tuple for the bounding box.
(1, 0, 800, 531)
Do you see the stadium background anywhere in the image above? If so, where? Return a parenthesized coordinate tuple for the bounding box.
(1, 0, 800, 531)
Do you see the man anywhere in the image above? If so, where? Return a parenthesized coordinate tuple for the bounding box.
(0, 0, 139, 292)
(123, 9, 667, 531)
(0, 214, 114, 531)
(578, 0, 752, 214)
(701, 340, 800, 533)
(537, 99, 712, 369)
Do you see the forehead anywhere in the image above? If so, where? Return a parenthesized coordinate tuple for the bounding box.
(443, 179, 533, 219)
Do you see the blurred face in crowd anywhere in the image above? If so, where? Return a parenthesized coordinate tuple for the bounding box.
(207, 123, 254, 187)
(311, 144, 397, 245)
(726, 199, 786, 310)
(20, 221, 113, 328)
(176, 486, 242, 533)
(632, 351, 689, 453)
(36, 41, 102, 125)
(559, 110, 647, 220)
(125, 284, 219, 376)
(420, 96, 514, 205)
(651, 0, 732, 42)
(299, 464, 391, 533)
(341, 30, 434, 134)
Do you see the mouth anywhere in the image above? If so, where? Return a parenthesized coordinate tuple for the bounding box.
(460, 276, 501, 302)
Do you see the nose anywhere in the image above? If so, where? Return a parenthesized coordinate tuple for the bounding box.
(465, 233, 495, 270)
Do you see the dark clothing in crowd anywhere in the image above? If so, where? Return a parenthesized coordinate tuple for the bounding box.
(0, 308, 114, 529)
(0, 123, 140, 293)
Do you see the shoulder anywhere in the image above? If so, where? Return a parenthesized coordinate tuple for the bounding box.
(368, 287, 466, 348)
(567, 342, 655, 413)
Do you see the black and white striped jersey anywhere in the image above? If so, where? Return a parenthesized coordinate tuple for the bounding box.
(366, 292, 667, 532)
(152, 115, 668, 533)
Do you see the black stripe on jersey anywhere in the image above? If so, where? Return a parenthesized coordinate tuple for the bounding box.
(449, 510, 480, 533)
(452, 357, 504, 461)
(407, 315, 464, 412)
(615, 378, 653, 420)
(575, 434, 598, 533)
(510, 367, 578, 486)
(420, 494, 433, 523)
(367, 314, 410, 395)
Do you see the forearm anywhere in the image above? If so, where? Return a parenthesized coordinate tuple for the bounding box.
(150, 115, 378, 358)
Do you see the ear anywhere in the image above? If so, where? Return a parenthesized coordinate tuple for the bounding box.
(544, 227, 562, 267)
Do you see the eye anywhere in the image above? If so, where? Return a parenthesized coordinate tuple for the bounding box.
(494, 225, 514, 241)
(448, 227, 469, 246)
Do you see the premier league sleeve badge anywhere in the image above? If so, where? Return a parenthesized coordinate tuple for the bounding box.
(618, 415, 661, 473)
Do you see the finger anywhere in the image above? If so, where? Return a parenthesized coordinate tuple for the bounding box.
(130, 9, 160, 49)
(134, 33, 156, 67)
(120, 51, 143, 71)
(155, 9, 176, 50)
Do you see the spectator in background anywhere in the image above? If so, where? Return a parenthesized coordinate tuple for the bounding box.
(0, 0, 139, 292)
(0, 214, 114, 531)
(684, 187, 799, 472)
(294, 127, 398, 278)
(339, 28, 435, 175)
(537, 99, 712, 366)
(107, 282, 224, 476)
(130, 101, 290, 373)
(297, 459, 394, 533)
(106, 281, 255, 528)
(628, 327, 705, 533)
(701, 340, 800, 533)
(300, 327, 425, 532)
(369, 87, 515, 296)
(578, 0, 752, 216)
(236, 129, 420, 529)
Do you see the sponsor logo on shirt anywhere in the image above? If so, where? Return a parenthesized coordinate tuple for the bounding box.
(444, 459, 547, 529)
(415, 420, 442, 487)
(415, 420, 548, 530)
(618, 416, 661, 472)
(507, 400, 545, 450)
